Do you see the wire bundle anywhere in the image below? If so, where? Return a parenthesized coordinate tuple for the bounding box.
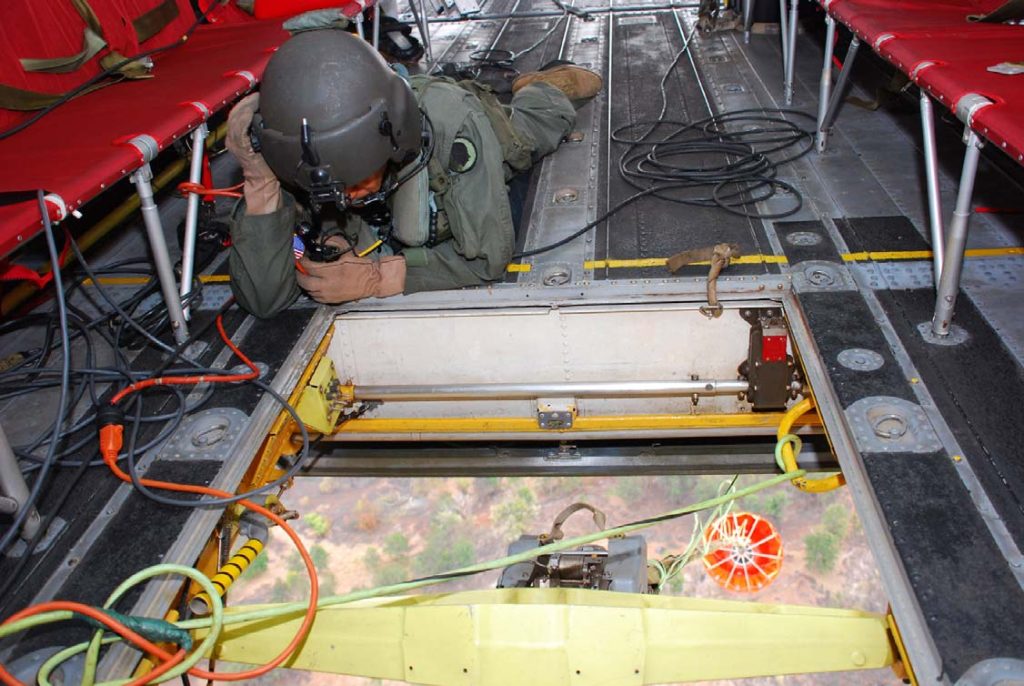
(614, 108, 816, 219)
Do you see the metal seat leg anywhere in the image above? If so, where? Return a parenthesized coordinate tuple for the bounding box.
(815, 15, 836, 152)
(931, 130, 983, 337)
(742, 0, 756, 43)
(0, 424, 40, 543)
(816, 34, 860, 151)
(783, 0, 798, 105)
(372, 2, 381, 49)
(130, 164, 189, 345)
(180, 123, 208, 321)
(409, 0, 433, 63)
(779, 0, 790, 96)
(919, 93, 945, 289)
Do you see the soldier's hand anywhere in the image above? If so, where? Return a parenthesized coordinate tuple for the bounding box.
(297, 237, 406, 304)
(226, 93, 281, 215)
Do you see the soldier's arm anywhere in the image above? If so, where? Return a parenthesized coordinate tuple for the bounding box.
(228, 194, 302, 318)
(402, 109, 515, 292)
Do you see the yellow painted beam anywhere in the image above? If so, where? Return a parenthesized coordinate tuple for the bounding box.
(331, 412, 821, 434)
(199, 588, 894, 684)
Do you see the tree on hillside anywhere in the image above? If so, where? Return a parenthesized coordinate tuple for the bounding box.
(805, 529, 840, 574)
(415, 508, 477, 576)
(491, 487, 539, 538)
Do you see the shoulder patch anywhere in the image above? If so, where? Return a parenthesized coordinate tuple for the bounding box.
(449, 137, 477, 173)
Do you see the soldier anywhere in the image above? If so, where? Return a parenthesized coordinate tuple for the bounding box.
(226, 29, 601, 318)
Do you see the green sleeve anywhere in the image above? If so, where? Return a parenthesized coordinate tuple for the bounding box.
(228, 194, 302, 318)
(402, 108, 514, 293)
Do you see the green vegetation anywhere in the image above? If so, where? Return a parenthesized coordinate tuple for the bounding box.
(310, 543, 329, 570)
(739, 490, 788, 521)
(304, 512, 331, 538)
(804, 530, 840, 574)
(414, 505, 477, 577)
(613, 476, 645, 502)
(364, 545, 412, 586)
(804, 503, 852, 574)
(491, 487, 539, 538)
(822, 503, 849, 539)
(383, 532, 410, 558)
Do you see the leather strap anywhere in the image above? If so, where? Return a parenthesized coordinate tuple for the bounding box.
(541, 502, 608, 542)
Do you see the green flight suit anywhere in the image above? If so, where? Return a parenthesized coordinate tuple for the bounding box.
(228, 79, 576, 318)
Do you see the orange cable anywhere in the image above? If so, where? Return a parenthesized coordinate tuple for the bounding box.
(101, 313, 319, 682)
(110, 316, 258, 404)
(177, 181, 243, 199)
(1, 314, 319, 685)
(0, 602, 180, 686)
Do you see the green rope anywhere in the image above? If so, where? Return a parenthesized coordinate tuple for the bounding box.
(30, 470, 805, 684)
(78, 609, 192, 651)
(775, 433, 802, 472)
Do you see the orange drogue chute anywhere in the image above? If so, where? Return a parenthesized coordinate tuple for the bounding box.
(702, 512, 783, 592)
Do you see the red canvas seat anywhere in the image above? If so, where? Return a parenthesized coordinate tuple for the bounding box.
(819, 0, 1024, 167)
(0, 18, 288, 260)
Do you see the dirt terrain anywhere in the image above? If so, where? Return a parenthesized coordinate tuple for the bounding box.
(225, 474, 899, 685)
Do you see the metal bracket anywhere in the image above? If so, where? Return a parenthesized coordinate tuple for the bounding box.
(5, 517, 67, 558)
(791, 260, 857, 293)
(844, 396, 942, 454)
(537, 398, 576, 430)
(954, 93, 994, 129)
(157, 408, 251, 462)
(837, 348, 885, 372)
(917, 321, 969, 347)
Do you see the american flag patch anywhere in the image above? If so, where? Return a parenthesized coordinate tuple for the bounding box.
(293, 236, 305, 260)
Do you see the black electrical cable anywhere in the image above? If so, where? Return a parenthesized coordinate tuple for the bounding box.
(0, 192, 73, 557)
(508, 19, 816, 260)
(18, 385, 199, 473)
(0, 1, 222, 142)
(123, 375, 311, 509)
(65, 235, 204, 367)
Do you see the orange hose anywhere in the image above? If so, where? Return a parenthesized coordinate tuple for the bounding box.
(177, 181, 243, 199)
(1, 313, 319, 685)
(101, 456, 319, 681)
(110, 316, 258, 404)
(102, 312, 319, 681)
(0, 602, 180, 686)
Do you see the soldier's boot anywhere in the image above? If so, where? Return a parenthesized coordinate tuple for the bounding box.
(511, 61, 602, 108)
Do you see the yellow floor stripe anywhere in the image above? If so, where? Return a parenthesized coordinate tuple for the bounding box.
(81, 247, 1023, 286)
(84, 274, 231, 286)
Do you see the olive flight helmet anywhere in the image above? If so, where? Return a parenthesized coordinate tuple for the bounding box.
(252, 30, 423, 204)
